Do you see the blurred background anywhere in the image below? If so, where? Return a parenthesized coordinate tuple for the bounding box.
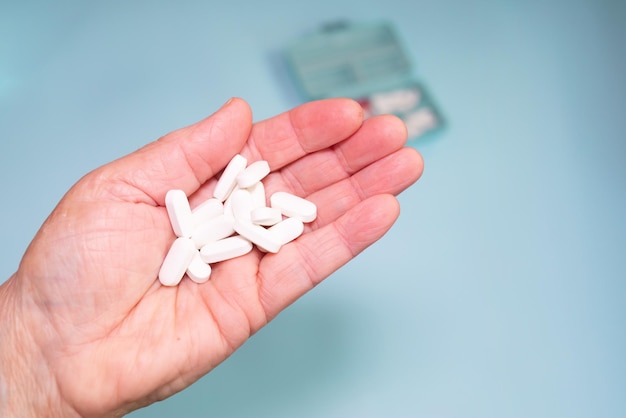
(1, 0, 625, 417)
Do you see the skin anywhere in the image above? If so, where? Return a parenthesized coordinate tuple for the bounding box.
(0, 98, 423, 417)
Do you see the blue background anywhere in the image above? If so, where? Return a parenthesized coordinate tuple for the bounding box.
(1, 1, 625, 417)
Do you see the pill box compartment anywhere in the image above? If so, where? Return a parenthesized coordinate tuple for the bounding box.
(285, 21, 444, 142)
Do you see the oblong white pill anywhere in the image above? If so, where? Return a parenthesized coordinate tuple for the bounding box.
(213, 154, 247, 202)
(270, 191, 317, 223)
(250, 206, 282, 226)
(200, 235, 253, 263)
(191, 214, 235, 248)
(236, 160, 270, 188)
(405, 108, 437, 138)
(230, 188, 253, 222)
(371, 88, 420, 114)
(248, 181, 266, 209)
(269, 217, 304, 245)
(165, 189, 195, 238)
(223, 188, 236, 219)
(192, 198, 223, 229)
(186, 251, 212, 283)
(159, 237, 197, 286)
(233, 221, 282, 253)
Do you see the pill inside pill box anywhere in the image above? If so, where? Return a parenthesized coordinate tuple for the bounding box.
(284, 20, 445, 142)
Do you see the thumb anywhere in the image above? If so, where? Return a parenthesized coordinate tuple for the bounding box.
(102, 97, 253, 204)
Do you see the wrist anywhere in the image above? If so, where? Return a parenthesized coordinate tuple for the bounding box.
(0, 275, 78, 417)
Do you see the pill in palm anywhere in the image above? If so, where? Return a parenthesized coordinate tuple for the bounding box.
(233, 220, 282, 253)
(236, 160, 270, 188)
(248, 181, 266, 209)
(230, 188, 254, 222)
(186, 251, 212, 283)
(192, 198, 223, 228)
(159, 155, 318, 286)
(222, 189, 235, 219)
(250, 206, 282, 226)
(159, 237, 197, 286)
(165, 189, 195, 238)
(270, 191, 317, 223)
(213, 154, 247, 201)
(268, 217, 304, 245)
(200, 235, 253, 263)
(191, 214, 235, 249)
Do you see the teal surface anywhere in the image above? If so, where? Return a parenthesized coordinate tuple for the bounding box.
(1, 1, 625, 417)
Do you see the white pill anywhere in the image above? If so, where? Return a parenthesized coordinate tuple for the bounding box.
(192, 198, 223, 228)
(248, 181, 266, 209)
(405, 108, 437, 138)
(250, 206, 282, 226)
(223, 188, 235, 219)
(159, 237, 197, 286)
(230, 188, 254, 222)
(191, 214, 235, 248)
(186, 251, 212, 283)
(233, 221, 282, 253)
(165, 189, 194, 238)
(213, 154, 247, 202)
(236, 160, 270, 188)
(370, 88, 420, 114)
(270, 192, 317, 223)
(200, 235, 253, 263)
(269, 217, 304, 245)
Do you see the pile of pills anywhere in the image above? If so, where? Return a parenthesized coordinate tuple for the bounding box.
(158, 154, 317, 286)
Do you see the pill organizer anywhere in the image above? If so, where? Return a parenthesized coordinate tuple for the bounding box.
(285, 21, 444, 142)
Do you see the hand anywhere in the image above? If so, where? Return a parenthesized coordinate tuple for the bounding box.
(0, 98, 423, 417)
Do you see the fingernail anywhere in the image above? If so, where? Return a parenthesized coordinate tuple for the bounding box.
(220, 97, 235, 109)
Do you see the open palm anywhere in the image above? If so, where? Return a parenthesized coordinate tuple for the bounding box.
(4, 98, 422, 417)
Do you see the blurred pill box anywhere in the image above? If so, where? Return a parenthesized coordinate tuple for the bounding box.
(285, 21, 444, 142)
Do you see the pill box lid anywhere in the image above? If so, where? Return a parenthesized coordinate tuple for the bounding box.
(285, 21, 416, 100)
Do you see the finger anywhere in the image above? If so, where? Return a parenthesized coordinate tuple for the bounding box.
(257, 194, 401, 320)
(190, 99, 366, 209)
(310, 147, 423, 227)
(242, 98, 364, 170)
(264, 146, 422, 228)
(100, 98, 253, 205)
(269, 114, 409, 197)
